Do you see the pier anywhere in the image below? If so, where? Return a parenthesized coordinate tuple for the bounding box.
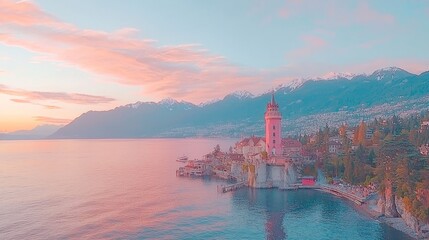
(217, 182, 246, 193)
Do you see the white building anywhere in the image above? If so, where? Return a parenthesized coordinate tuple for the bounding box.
(328, 141, 342, 154)
(234, 136, 266, 159)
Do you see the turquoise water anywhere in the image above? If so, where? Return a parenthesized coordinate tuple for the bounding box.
(0, 139, 413, 239)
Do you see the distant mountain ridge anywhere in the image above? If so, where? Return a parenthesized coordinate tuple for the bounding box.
(1, 125, 62, 140)
(50, 67, 429, 139)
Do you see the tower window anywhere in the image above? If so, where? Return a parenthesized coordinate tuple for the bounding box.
(273, 140, 276, 144)
(273, 132, 275, 137)
(273, 125, 275, 130)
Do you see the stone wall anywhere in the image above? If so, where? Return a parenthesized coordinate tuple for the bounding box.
(250, 162, 297, 189)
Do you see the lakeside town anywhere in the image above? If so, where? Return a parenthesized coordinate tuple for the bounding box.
(176, 94, 429, 239)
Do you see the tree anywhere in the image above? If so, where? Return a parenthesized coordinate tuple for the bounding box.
(357, 120, 367, 146)
(372, 129, 381, 145)
(376, 135, 428, 221)
(261, 151, 268, 160)
(368, 149, 376, 167)
(339, 123, 347, 137)
(355, 144, 366, 162)
(392, 115, 402, 136)
(213, 144, 221, 154)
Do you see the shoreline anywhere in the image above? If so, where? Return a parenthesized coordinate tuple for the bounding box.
(216, 175, 421, 238)
(358, 203, 418, 239)
(314, 188, 419, 239)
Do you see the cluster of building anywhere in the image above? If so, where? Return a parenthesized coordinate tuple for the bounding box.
(177, 94, 302, 189)
(177, 93, 429, 190)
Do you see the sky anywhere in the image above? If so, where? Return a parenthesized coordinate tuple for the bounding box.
(0, 0, 429, 132)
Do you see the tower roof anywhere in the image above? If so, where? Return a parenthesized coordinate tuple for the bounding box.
(271, 92, 276, 105)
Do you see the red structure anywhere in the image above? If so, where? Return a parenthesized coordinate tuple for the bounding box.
(265, 93, 282, 156)
(301, 176, 316, 186)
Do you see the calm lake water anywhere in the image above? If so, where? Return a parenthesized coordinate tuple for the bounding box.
(0, 139, 413, 240)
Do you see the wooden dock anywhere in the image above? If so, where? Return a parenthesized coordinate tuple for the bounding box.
(217, 182, 246, 193)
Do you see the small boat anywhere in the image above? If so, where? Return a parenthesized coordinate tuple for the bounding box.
(176, 167, 185, 176)
(176, 155, 188, 162)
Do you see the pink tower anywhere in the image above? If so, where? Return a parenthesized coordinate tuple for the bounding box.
(265, 93, 282, 156)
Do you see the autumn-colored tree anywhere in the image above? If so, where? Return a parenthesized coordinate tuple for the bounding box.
(357, 120, 367, 146)
(261, 151, 268, 160)
(376, 135, 429, 221)
(372, 129, 381, 145)
(339, 123, 347, 137)
(353, 126, 359, 145)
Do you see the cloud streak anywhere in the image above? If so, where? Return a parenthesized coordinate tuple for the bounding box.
(0, 84, 115, 106)
(10, 98, 61, 109)
(34, 116, 71, 124)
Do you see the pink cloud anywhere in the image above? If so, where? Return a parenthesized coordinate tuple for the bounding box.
(324, 1, 395, 27)
(286, 35, 327, 59)
(0, 0, 54, 26)
(278, 1, 394, 27)
(277, 0, 304, 19)
(359, 37, 388, 49)
(0, 84, 115, 105)
(34, 116, 71, 124)
(10, 98, 61, 109)
(355, 2, 394, 24)
(0, 0, 272, 103)
(278, 8, 289, 18)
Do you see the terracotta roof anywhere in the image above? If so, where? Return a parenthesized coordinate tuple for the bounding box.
(236, 136, 265, 147)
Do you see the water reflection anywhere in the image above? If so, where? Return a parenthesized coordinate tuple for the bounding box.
(266, 211, 286, 240)
(231, 188, 414, 240)
(232, 188, 287, 239)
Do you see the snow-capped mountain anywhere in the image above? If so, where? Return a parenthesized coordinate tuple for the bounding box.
(125, 101, 145, 109)
(50, 66, 429, 139)
(226, 90, 254, 99)
(159, 97, 180, 105)
(370, 67, 413, 81)
(199, 98, 222, 107)
(318, 72, 357, 80)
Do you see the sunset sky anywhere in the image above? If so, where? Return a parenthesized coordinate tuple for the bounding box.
(1, 0, 429, 132)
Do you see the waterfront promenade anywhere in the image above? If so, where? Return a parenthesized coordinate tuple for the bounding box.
(218, 182, 370, 205)
(281, 183, 369, 205)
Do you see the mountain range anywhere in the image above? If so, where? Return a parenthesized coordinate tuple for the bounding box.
(0, 125, 62, 140)
(45, 67, 429, 139)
